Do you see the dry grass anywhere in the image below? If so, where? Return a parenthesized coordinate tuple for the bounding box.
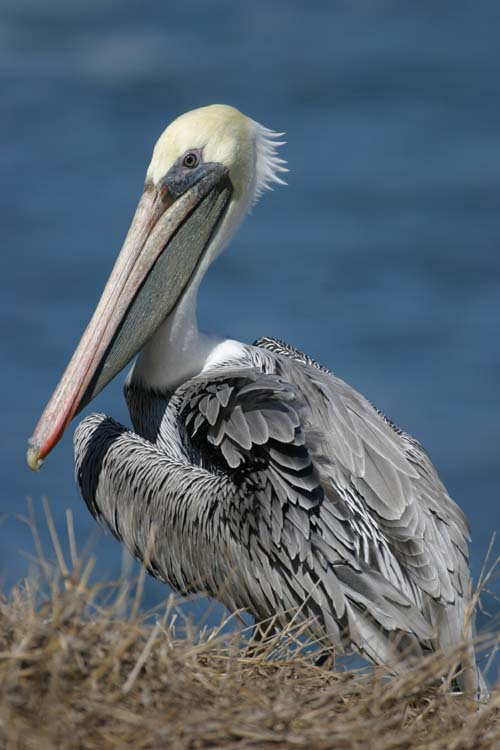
(0, 505, 499, 750)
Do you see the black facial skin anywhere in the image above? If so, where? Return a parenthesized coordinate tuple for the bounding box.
(161, 149, 207, 200)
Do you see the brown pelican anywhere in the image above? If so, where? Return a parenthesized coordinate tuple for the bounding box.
(27, 104, 486, 696)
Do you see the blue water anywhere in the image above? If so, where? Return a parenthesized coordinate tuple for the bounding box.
(1, 1, 499, 651)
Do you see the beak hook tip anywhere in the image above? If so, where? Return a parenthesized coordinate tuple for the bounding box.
(27, 440, 43, 472)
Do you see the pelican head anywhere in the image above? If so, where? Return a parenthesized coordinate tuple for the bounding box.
(27, 104, 286, 470)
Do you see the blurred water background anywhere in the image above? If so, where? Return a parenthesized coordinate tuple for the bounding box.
(1, 1, 499, 664)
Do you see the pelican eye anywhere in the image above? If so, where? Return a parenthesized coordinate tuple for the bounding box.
(183, 151, 199, 169)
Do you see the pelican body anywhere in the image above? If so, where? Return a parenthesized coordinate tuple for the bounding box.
(28, 105, 486, 696)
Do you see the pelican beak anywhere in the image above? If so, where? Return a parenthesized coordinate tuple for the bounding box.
(27, 162, 232, 471)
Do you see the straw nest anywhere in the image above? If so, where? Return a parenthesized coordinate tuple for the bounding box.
(0, 501, 498, 749)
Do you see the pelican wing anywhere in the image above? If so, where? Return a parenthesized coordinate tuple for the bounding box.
(177, 367, 445, 658)
(252, 338, 474, 654)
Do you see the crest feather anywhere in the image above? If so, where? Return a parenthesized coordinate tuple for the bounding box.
(252, 122, 288, 203)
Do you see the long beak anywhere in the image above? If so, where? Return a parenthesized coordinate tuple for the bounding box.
(27, 163, 232, 471)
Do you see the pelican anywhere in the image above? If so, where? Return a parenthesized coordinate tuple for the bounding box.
(28, 104, 486, 696)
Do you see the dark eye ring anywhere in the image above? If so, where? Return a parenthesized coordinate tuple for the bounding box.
(183, 152, 199, 169)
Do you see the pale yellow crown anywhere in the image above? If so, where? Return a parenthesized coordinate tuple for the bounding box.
(146, 104, 287, 205)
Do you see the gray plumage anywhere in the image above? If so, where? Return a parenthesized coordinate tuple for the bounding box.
(74, 336, 486, 695)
